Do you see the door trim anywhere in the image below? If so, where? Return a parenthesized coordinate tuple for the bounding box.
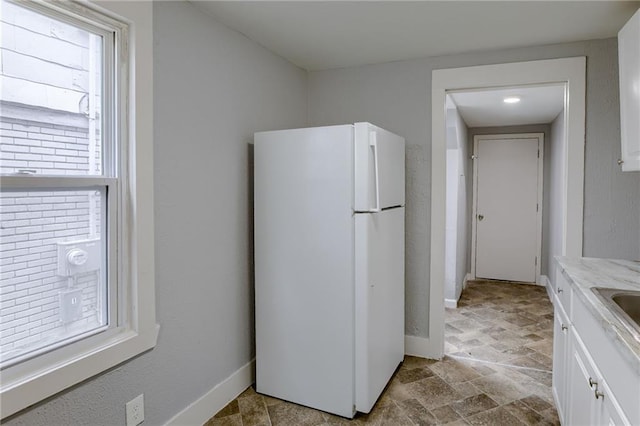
(428, 57, 586, 359)
(470, 133, 544, 284)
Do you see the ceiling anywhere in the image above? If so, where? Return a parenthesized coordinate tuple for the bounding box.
(193, 1, 639, 71)
(449, 85, 565, 128)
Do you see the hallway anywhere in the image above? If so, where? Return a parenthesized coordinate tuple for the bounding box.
(206, 281, 559, 425)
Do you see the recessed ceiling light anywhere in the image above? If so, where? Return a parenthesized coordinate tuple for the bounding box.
(503, 96, 521, 104)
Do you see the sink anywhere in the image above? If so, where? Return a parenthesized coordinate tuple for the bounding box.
(612, 294, 640, 324)
(592, 287, 640, 340)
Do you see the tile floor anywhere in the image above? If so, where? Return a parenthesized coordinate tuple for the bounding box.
(206, 280, 559, 425)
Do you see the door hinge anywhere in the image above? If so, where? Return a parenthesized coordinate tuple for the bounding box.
(537, 149, 540, 158)
(536, 203, 539, 212)
(535, 257, 538, 266)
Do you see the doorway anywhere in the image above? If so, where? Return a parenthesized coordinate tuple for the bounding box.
(425, 57, 586, 359)
(471, 133, 544, 284)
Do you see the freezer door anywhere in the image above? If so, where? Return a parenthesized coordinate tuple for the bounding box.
(354, 207, 405, 413)
(354, 123, 405, 212)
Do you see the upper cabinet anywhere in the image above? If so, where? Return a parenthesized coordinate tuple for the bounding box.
(618, 8, 640, 171)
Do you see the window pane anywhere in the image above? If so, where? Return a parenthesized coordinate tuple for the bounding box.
(0, 0, 104, 175)
(0, 189, 107, 366)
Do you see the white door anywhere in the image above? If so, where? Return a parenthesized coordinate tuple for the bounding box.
(354, 207, 404, 413)
(472, 134, 543, 283)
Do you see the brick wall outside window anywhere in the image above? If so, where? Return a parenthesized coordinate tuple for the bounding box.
(0, 0, 107, 362)
(0, 0, 108, 363)
(0, 114, 103, 361)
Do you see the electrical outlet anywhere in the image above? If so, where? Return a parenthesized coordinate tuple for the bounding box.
(126, 394, 144, 426)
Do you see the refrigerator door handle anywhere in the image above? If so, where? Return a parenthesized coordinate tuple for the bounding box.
(370, 131, 381, 213)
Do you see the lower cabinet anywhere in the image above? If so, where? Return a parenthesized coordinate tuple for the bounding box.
(567, 331, 605, 425)
(567, 331, 629, 426)
(552, 300, 570, 420)
(552, 280, 632, 425)
(596, 380, 629, 426)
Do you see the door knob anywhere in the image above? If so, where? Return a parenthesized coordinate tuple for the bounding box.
(478, 214, 484, 221)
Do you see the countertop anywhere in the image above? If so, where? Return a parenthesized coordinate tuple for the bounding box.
(556, 257, 640, 372)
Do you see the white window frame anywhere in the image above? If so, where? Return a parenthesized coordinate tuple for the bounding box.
(0, 1, 157, 419)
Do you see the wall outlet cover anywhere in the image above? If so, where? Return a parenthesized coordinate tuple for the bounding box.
(126, 394, 144, 426)
(59, 289, 83, 324)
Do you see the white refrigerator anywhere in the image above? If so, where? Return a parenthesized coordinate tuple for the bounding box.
(254, 122, 405, 418)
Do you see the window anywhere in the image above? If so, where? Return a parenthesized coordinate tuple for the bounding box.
(0, 1, 157, 418)
(0, 0, 114, 368)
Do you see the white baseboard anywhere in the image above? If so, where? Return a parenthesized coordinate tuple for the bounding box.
(166, 336, 444, 425)
(404, 335, 442, 360)
(541, 274, 553, 302)
(444, 299, 457, 309)
(540, 274, 550, 287)
(445, 273, 471, 309)
(166, 359, 255, 426)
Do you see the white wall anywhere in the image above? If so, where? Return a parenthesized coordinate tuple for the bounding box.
(445, 150, 458, 300)
(548, 110, 566, 282)
(455, 122, 470, 297)
(3, 2, 308, 424)
(308, 37, 640, 337)
(444, 102, 469, 305)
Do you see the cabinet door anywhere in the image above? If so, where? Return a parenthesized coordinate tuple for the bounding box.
(595, 379, 631, 426)
(552, 301, 570, 422)
(618, 8, 640, 171)
(567, 332, 598, 425)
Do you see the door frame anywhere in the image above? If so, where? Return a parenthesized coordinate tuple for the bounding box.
(424, 57, 585, 359)
(470, 133, 544, 284)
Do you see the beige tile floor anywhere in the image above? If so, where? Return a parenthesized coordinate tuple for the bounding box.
(206, 280, 559, 425)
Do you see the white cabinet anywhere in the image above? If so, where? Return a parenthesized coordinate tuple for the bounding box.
(567, 331, 629, 426)
(552, 265, 636, 425)
(552, 300, 570, 421)
(595, 379, 629, 426)
(618, 8, 640, 171)
(551, 272, 572, 423)
(567, 333, 598, 426)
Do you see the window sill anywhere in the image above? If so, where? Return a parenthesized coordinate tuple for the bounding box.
(1, 324, 159, 419)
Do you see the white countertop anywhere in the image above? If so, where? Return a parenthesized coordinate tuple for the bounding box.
(556, 257, 640, 372)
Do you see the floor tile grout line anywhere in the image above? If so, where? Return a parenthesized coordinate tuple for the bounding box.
(446, 353, 552, 374)
(389, 399, 419, 426)
(516, 398, 556, 421)
(261, 395, 273, 426)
